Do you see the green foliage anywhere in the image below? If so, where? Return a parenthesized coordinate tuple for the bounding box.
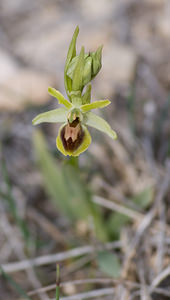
(132, 187, 153, 209)
(33, 130, 108, 241)
(107, 212, 130, 240)
(97, 250, 121, 278)
(33, 130, 89, 219)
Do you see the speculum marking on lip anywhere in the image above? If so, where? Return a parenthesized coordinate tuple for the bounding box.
(61, 118, 84, 152)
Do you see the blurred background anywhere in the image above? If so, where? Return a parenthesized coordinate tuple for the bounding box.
(0, 0, 170, 299)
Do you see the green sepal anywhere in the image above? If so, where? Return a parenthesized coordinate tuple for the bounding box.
(82, 84, 91, 104)
(66, 56, 78, 79)
(91, 45, 103, 78)
(32, 108, 68, 125)
(67, 54, 92, 87)
(83, 56, 92, 86)
(66, 54, 88, 79)
(56, 124, 91, 156)
(65, 26, 79, 69)
(72, 46, 85, 91)
(64, 26, 79, 99)
(48, 87, 73, 109)
(84, 111, 117, 140)
(81, 99, 110, 112)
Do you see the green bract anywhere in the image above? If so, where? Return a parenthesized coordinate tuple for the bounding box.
(32, 26, 117, 156)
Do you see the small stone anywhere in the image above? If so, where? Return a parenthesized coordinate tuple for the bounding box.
(76, 220, 89, 236)
(62, 283, 76, 296)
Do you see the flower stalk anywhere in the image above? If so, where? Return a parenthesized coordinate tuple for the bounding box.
(56, 264, 60, 300)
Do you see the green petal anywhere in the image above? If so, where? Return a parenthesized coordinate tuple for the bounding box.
(32, 108, 68, 125)
(81, 100, 110, 112)
(56, 124, 91, 156)
(84, 111, 117, 140)
(48, 87, 73, 109)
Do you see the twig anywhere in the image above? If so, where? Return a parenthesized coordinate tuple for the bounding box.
(53, 287, 115, 300)
(151, 266, 170, 288)
(138, 259, 152, 300)
(155, 161, 170, 273)
(1, 241, 121, 274)
(28, 277, 170, 297)
(0, 213, 49, 300)
(121, 207, 156, 279)
(93, 195, 142, 221)
(93, 195, 170, 235)
(0, 242, 12, 262)
(27, 208, 67, 245)
(62, 255, 94, 278)
(114, 284, 129, 300)
(155, 201, 166, 274)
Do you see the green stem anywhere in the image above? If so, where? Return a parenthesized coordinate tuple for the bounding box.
(68, 156, 79, 169)
(56, 264, 60, 300)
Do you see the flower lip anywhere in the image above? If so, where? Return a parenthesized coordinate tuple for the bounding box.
(61, 118, 84, 152)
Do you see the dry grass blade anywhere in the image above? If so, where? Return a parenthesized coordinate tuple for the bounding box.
(0, 213, 49, 300)
(28, 278, 170, 297)
(2, 241, 121, 273)
(121, 207, 156, 279)
(93, 195, 142, 221)
(151, 266, 170, 288)
(52, 287, 115, 300)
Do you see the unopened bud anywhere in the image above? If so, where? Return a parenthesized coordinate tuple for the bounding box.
(66, 45, 102, 93)
(90, 45, 103, 78)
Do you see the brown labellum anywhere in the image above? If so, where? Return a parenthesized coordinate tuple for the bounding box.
(61, 118, 84, 152)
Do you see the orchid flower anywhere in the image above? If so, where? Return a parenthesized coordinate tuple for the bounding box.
(32, 26, 117, 156)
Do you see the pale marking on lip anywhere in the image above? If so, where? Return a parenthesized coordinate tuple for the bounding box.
(64, 123, 81, 142)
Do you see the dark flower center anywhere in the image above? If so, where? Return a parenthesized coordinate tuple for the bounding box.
(61, 118, 84, 152)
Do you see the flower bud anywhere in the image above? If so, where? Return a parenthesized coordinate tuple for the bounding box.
(66, 46, 102, 93)
(90, 45, 103, 78)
